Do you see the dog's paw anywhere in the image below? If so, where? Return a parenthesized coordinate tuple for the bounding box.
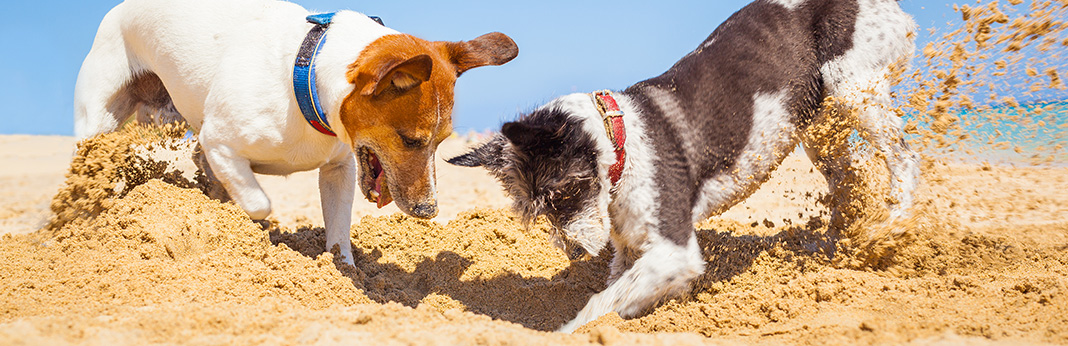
(557, 313, 603, 334)
(339, 254, 356, 267)
(556, 319, 584, 334)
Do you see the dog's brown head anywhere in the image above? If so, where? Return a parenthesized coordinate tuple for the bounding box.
(447, 107, 612, 259)
(340, 32, 517, 218)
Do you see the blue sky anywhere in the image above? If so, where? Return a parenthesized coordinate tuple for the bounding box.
(0, 0, 963, 135)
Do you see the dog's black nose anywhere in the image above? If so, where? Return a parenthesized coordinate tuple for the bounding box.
(410, 202, 437, 219)
(566, 246, 590, 261)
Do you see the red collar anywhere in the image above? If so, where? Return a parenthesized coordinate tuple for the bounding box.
(591, 90, 627, 186)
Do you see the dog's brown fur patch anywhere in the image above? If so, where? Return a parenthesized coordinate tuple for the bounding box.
(339, 32, 517, 210)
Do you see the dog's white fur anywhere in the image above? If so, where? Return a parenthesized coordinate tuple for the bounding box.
(74, 0, 398, 264)
(768, 0, 806, 10)
(818, 0, 920, 220)
(693, 88, 800, 221)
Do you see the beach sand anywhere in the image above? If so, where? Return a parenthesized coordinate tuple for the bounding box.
(0, 130, 1065, 345)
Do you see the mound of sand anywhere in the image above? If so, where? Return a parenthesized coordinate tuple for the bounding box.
(0, 127, 715, 345)
(47, 125, 209, 232)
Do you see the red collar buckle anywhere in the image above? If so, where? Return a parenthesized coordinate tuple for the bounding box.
(591, 90, 627, 187)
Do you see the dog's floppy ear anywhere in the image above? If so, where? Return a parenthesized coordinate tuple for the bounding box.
(353, 54, 433, 96)
(441, 32, 518, 76)
(446, 135, 507, 171)
(502, 120, 565, 150)
(501, 121, 538, 148)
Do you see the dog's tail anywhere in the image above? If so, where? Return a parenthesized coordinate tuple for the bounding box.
(74, 3, 171, 138)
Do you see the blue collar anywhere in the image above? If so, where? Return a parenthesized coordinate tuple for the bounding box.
(293, 13, 384, 137)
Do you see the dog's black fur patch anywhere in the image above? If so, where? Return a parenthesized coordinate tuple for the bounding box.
(448, 107, 601, 227)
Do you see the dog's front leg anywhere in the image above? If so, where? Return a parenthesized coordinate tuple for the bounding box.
(557, 234, 705, 333)
(202, 144, 272, 220)
(607, 241, 640, 285)
(318, 155, 356, 265)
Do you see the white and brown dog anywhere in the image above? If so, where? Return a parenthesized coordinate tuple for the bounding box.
(73, 0, 517, 264)
(450, 0, 919, 332)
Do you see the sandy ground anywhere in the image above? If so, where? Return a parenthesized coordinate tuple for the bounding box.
(0, 130, 1065, 345)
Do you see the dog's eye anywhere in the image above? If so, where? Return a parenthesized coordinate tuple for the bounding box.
(399, 134, 428, 149)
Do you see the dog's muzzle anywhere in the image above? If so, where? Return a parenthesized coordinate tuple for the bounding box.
(550, 226, 594, 261)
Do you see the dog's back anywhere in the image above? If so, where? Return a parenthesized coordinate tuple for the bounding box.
(623, 0, 916, 221)
(74, 0, 311, 137)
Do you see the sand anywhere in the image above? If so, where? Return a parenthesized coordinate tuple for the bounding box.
(2, 1, 1067, 344)
(0, 125, 1065, 345)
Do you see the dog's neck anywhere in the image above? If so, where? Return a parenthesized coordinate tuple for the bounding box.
(541, 93, 660, 223)
(310, 11, 398, 145)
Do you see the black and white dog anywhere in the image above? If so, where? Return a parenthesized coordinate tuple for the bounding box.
(450, 0, 919, 332)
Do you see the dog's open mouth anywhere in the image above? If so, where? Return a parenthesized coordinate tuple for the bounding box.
(358, 147, 392, 208)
